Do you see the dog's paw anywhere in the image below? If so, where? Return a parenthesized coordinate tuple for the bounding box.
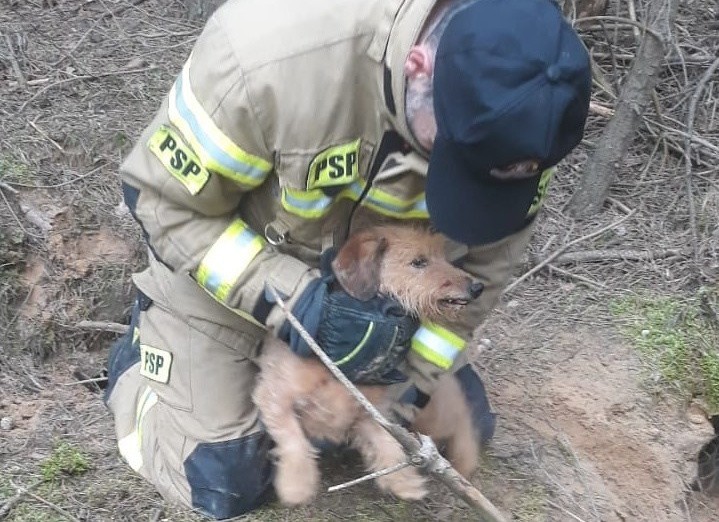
(376, 467, 427, 501)
(274, 453, 321, 506)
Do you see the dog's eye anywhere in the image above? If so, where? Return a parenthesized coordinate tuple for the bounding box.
(410, 256, 428, 269)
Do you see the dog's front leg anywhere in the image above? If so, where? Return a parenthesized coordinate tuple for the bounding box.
(350, 416, 428, 500)
(254, 345, 321, 505)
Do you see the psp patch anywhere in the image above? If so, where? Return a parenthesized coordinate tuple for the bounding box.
(139, 344, 172, 384)
(148, 126, 210, 195)
(526, 168, 555, 217)
(307, 139, 361, 190)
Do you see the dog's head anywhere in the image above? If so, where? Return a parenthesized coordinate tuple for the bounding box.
(331, 226, 483, 321)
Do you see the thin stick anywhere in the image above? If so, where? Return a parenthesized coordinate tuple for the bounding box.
(504, 210, 637, 295)
(535, 248, 685, 266)
(74, 320, 129, 334)
(0, 188, 45, 239)
(19, 66, 157, 112)
(266, 286, 507, 522)
(547, 264, 607, 290)
(573, 16, 663, 41)
(28, 120, 65, 153)
(588, 101, 615, 118)
(22, 490, 81, 522)
(0, 480, 43, 519)
(625, 0, 642, 42)
(684, 56, 719, 265)
(62, 376, 109, 387)
(545, 499, 589, 522)
(328, 462, 411, 493)
(0, 181, 19, 196)
(4, 164, 104, 190)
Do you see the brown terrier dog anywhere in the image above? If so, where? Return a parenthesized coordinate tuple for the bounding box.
(253, 226, 483, 505)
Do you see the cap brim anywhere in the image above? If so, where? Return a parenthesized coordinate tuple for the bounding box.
(426, 137, 541, 246)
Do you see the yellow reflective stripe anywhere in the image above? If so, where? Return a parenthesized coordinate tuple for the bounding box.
(526, 167, 555, 216)
(195, 219, 266, 303)
(363, 186, 428, 219)
(411, 322, 466, 370)
(167, 59, 272, 187)
(117, 386, 158, 472)
(281, 181, 428, 220)
(335, 322, 375, 366)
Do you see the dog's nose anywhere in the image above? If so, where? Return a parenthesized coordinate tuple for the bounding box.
(469, 281, 484, 300)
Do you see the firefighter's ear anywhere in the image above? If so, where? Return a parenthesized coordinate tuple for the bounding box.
(332, 230, 388, 301)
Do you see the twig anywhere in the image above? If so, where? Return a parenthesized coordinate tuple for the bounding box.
(625, 0, 642, 42)
(0, 188, 45, 239)
(605, 196, 633, 215)
(28, 120, 65, 153)
(545, 499, 589, 522)
(534, 248, 686, 266)
(328, 462, 411, 493)
(684, 56, 719, 266)
(266, 285, 507, 522)
(547, 264, 607, 290)
(19, 66, 158, 112)
(504, 210, 637, 295)
(22, 490, 81, 522)
(649, 118, 719, 157)
(0, 181, 19, 196)
(2, 32, 26, 90)
(74, 320, 129, 334)
(63, 376, 109, 386)
(573, 16, 663, 42)
(589, 101, 615, 118)
(0, 480, 43, 519)
(4, 164, 104, 190)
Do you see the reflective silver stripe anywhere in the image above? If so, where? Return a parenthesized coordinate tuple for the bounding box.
(168, 59, 272, 186)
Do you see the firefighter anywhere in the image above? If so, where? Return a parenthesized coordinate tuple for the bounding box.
(104, 0, 591, 518)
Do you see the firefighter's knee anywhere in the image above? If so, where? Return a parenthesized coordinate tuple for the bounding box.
(184, 432, 274, 519)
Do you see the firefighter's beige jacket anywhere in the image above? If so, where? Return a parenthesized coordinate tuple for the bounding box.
(120, 0, 536, 391)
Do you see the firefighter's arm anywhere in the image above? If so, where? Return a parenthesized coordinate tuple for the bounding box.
(120, 18, 317, 329)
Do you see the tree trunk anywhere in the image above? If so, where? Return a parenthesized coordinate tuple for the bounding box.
(567, 0, 679, 218)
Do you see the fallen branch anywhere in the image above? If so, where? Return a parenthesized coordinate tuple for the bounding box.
(532, 247, 686, 266)
(266, 285, 507, 522)
(22, 490, 80, 522)
(74, 320, 129, 334)
(504, 210, 637, 295)
(0, 480, 43, 520)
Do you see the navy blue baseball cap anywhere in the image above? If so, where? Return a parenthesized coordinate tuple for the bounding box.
(426, 0, 591, 245)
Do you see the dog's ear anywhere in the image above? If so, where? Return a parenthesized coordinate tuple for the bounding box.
(332, 230, 388, 301)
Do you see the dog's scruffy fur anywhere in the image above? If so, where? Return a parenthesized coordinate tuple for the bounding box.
(253, 226, 482, 505)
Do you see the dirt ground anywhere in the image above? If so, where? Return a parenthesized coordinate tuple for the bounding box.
(1, 0, 718, 521)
